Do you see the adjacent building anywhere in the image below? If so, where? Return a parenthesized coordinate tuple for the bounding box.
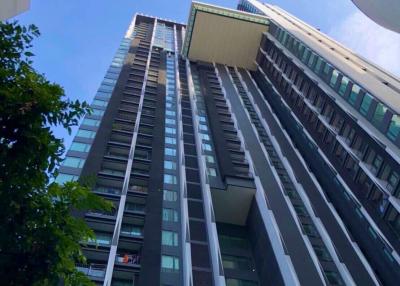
(56, 0, 400, 285)
(0, 0, 30, 21)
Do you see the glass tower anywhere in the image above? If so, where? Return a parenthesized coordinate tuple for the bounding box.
(57, 1, 400, 285)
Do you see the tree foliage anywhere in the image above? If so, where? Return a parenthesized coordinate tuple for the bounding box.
(0, 21, 112, 285)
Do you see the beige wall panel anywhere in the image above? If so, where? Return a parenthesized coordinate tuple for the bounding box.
(188, 11, 267, 70)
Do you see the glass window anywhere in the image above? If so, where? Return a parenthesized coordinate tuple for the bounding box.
(338, 76, 349, 96)
(164, 174, 177, 184)
(314, 57, 323, 73)
(96, 91, 112, 98)
(162, 208, 178, 222)
(125, 202, 145, 212)
(199, 133, 210, 141)
(307, 52, 315, 67)
(302, 223, 318, 237)
(387, 115, 400, 142)
(164, 161, 177, 170)
(202, 143, 212, 151)
(372, 154, 383, 173)
(324, 271, 343, 285)
(82, 118, 100, 127)
(161, 255, 179, 271)
(62, 157, 85, 168)
(89, 232, 111, 245)
(225, 278, 257, 286)
(207, 168, 217, 176)
(55, 173, 78, 185)
(166, 110, 176, 116)
(70, 142, 91, 153)
(165, 127, 176, 135)
(222, 255, 252, 270)
(372, 103, 388, 127)
(199, 124, 208, 131)
(77, 129, 96, 140)
(205, 155, 215, 164)
(359, 93, 373, 116)
(165, 148, 176, 156)
(312, 244, 332, 261)
(348, 84, 360, 105)
(99, 84, 114, 92)
(93, 99, 108, 107)
(219, 235, 248, 250)
(322, 63, 331, 75)
(388, 171, 399, 192)
(91, 109, 104, 116)
(103, 78, 117, 85)
(329, 70, 339, 88)
(166, 118, 176, 125)
(165, 137, 176, 145)
(163, 190, 177, 201)
(121, 224, 142, 237)
(162, 230, 178, 246)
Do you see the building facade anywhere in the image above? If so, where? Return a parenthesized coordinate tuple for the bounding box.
(0, 0, 30, 21)
(56, 0, 400, 285)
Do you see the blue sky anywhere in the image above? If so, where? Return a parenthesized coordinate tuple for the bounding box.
(15, 0, 400, 151)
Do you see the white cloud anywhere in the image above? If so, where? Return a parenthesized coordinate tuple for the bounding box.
(329, 10, 400, 77)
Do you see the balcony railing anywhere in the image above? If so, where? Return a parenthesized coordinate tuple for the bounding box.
(76, 263, 106, 278)
(115, 254, 140, 266)
(128, 185, 148, 193)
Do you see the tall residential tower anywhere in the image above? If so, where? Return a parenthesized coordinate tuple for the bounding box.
(57, 0, 400, 285)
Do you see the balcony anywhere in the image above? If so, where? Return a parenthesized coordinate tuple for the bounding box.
(77, 263, 106, 280)
(115, 253, 140, 267)
(128, 185, 148, 194)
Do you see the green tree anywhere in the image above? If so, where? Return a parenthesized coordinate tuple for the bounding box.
(0, 21, 112, 285)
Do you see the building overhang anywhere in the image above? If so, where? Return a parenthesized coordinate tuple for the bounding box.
(211, 176, 256, 226)
(182, 1, 269, 70)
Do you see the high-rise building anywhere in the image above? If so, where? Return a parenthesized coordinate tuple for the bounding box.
(56, 0, 400, 285)
(0, 0, 30, 21)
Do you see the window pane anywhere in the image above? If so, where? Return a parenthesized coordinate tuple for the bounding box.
(165, 127, 176, 135)
(222, 255, 253, 270)
(359, 93, 373, 116)
(162, 230, 178, 246)
(226, 278, 257, 286)
(62, 157, 85, 168)
(77, 129, 96, 139)
(163, 190, 177, 201)
(93, 99, 108, 107)
(55, 173, 77, 185)
(82, 118, 100, 127)
(92, 109, 105, 116)
(372, 103, 388, 127)
(338, 76, 349, 96)
(165, 148, 176, 156)
(314, 57, 323, 73)
(387, 115, 400, 141)
(329, 70, 339, 88)
(161, 255, 179, 271)
(164, 174, 177, 184)
(165, 137, 176, 145)
(205, 155, 215, 163)
(162, 208, 178, 222)
(348, 84, 360, 105)
(307, 53, 315, 67)
(322, 63, 331, 75)
(164, 161, 177, 170)
(70, 142, 91, 152)
(207, 168, 217, 176)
